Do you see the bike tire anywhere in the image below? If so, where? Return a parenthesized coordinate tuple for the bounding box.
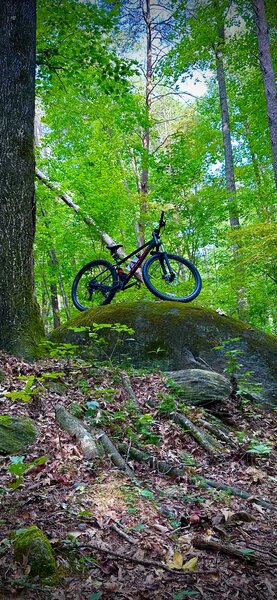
(142, 253, 202, 302)
(72, 259, 118, 311)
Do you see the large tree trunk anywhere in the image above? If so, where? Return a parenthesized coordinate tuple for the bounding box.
(215, 25, 240, 229)
(252, 0, 277, 191)
(0, 0, 44, 357)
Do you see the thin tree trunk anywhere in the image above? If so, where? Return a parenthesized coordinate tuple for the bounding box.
(48, 248, 70, 320)
(244, 120, 262, 188)
(50, 283, 61, 329)
(0, 0, 44, 357)
(252, 0, 277, 191)
(215, 25, 240, 229)
(137, 0, 153, 246)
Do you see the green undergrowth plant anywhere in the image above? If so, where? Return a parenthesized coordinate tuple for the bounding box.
(5, 371, 66, 404)
(68, 322, 136, 366)
(5, 375, 38, 403)
(7, 455, 48, 489)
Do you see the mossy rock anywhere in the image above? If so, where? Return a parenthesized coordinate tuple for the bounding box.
(0, 416, 37, 455)
(50, 301, 277, 405)
(12, 525, 58, 583)
(166, 369, 231, 406)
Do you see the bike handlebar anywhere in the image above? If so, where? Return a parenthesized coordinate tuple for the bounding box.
(158, 211, 166, 233)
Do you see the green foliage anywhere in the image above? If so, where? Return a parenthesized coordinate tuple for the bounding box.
(7, 455, 48, 489)
(5, 376, 37, 403)
(33, 0, 277, 336)
(247, 441, 273, 456)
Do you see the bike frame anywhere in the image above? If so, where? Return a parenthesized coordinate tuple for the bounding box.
(110, 212, 171, 290)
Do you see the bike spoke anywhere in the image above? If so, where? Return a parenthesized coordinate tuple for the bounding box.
(147, 258, 198, 299)
(75, 265, 115, 308)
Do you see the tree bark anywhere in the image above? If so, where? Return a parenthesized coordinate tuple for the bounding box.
(0, 0, 44, 357)
(253, 0, 277, 191)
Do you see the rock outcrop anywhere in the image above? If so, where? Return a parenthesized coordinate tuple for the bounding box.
(50, 301, 277, 405)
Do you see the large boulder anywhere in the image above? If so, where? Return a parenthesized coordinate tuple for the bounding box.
(0, 415, 37, 455)
(50, 301, 277, 405)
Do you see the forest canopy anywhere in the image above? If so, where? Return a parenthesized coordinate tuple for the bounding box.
(34, 0, 277, 333)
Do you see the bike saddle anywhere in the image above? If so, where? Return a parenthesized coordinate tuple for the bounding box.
(106, 244, 123, 251)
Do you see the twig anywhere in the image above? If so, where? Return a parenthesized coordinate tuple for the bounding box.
(62, 541, 194, 576)
(110, 523, 137, 545)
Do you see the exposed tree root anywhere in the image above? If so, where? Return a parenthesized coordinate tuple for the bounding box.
(95, 429, 134, 478)
(196, 477, 277, 511)
(171, 412, 221, 457)
(55, 404, 98, 459)
(119, 443, 277, 511)
(118, 443, 184, 477)
(196, 417, 237, 448)
(120, 371, 139, 407)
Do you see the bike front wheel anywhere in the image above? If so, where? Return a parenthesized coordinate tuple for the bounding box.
(72, 259, 118, 311)
(142, 253, 202, 302)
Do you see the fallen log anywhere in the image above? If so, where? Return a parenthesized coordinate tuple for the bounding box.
(55, 404, 98, 459)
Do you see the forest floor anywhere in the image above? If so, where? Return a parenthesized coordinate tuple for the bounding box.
(0, 352, 276, 600)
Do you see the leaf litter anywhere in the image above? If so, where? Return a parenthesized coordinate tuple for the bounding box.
(0, 352, 276, 599)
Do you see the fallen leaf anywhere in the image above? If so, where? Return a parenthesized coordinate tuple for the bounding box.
(182, 556, 198, 571)
(168, 550, 184, 570)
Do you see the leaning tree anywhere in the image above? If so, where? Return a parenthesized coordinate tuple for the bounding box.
(0, 0, 44, 357)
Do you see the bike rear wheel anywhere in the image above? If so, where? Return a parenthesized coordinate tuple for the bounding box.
(72, 259, 118, 311)
(142, 253, 202, 302)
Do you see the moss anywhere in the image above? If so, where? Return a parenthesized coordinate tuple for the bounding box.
(12, 525, 58, 583)
(0, 416, 37, 455)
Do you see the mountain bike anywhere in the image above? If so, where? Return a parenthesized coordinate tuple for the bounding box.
(72, 211, 202, 311)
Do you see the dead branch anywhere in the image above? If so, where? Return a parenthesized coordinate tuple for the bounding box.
(192, 535, 258, 562)
(110, 522, 137, 545)
(62, 541, 194, 577)
(55, 404, 98, 459)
